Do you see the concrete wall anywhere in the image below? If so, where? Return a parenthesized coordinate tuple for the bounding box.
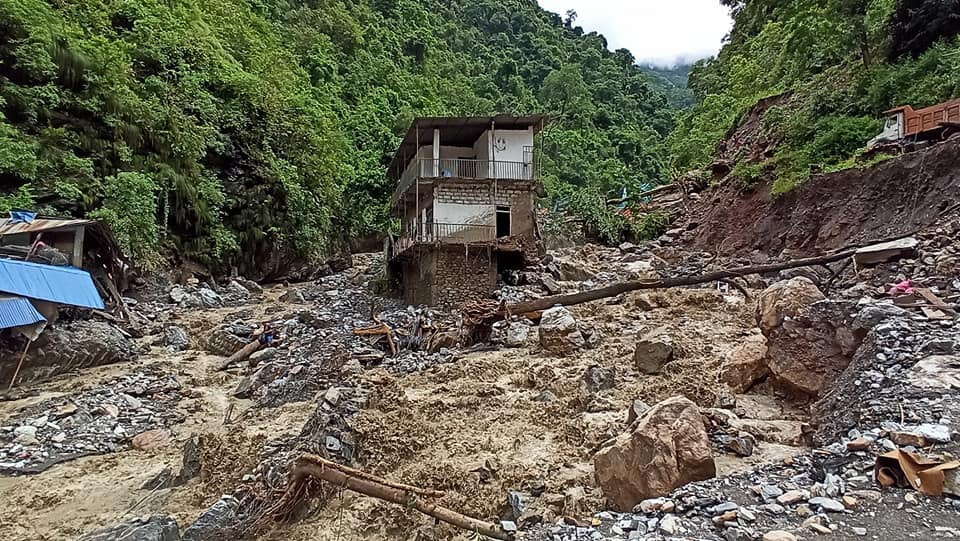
(490, 128, 534, 163)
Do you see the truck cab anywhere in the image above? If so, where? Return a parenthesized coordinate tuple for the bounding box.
(868, 111, 904, 147)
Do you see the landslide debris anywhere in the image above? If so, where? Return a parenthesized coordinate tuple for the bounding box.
(1, 216, 959, 541)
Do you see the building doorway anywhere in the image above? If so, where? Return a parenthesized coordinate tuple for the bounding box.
(496, 205, 511, 237)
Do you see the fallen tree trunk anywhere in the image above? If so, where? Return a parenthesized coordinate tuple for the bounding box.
(287, 458, 513, 540)
(298, 454, 444, 498)
(218, 339, 260, 371)
(501, 248, 859, 316)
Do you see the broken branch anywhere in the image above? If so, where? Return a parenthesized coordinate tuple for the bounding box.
(298, 454, 444, 498)
(285, 458, 513, 540)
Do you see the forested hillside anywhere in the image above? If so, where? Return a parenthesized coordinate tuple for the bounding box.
(639, 63, 696, 108)
(671, 0, 960, 194)
(0, 0, 674, 275)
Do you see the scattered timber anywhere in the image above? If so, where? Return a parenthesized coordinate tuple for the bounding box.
(269, 454, 513, 541)
(218, 339, 260, 371)
(474, 247, 861, 322)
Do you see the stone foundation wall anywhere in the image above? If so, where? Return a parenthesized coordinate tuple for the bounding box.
(434, 247, 496, 307)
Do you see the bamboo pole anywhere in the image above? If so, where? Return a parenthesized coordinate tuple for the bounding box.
(7, 339, 32, 391)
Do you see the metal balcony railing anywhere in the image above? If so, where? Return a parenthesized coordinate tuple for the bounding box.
(390, 222, 496, 259)
(394, 158, 537, 204)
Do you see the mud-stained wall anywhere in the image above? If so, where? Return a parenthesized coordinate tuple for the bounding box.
(399, 246, 495, 307)
(686, 139, 960, 256)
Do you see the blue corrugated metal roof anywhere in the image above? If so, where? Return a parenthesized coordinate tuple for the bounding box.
(0, 296, 46, 329)
(0, 259, 104, 309)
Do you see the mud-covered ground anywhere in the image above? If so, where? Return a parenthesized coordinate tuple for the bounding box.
(0, 252, 812, 541)
(1, 235, 958, 541)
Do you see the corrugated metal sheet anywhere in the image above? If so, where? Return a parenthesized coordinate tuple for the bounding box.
(0, 217, 92, 236)
(0, 296, 46, 329)
(0, 259, 104, 309)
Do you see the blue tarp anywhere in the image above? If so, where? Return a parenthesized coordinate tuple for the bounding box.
(9, 210, 37, 224)
(0, 296, 46, 329)
(0, 259, 104, 309)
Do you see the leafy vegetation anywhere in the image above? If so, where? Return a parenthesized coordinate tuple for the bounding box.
(0, 0, 676, 270)
(672, 0, 960, 192)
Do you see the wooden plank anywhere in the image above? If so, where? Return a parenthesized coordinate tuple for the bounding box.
(917, 288, 958, 316)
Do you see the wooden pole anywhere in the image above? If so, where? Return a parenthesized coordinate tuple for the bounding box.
(7, 339, 32, 391)
(218, 339, 261, 370)
(298, 454, 445, 498)
(499, 248, 859, 317)
(289, 460, 513, 541)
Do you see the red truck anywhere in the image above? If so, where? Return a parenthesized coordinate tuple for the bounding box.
(869, 98, 960, 146)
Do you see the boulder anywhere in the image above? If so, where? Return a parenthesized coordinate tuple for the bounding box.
(625, 399, 651, 425)
(582, 365, 616, 391)
(0, 320, 138, 385)
(756, 277, 824, 333)
(540, 275, 562, 295)
(132, 428, 172, 451)
(164, 326, 190, 352)
(764, 300, 862, 396)
(197, 287, 223, 308)
(719, 334, 769, 393)
(552, 258, 596, 281)
(181, 495, 240, 541)
(79, 515, 180, 541)
(594, 396, 715, 511)
(505, 322, 530, 348)
(539, 306, 585, 355)
(633, 329, 674, 375)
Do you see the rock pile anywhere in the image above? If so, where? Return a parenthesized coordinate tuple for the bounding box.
(0, 370, 182, 473)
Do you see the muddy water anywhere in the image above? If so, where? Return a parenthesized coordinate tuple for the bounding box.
(0, 285, 813, 540)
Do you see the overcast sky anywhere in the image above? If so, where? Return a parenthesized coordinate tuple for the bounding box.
(537, 0, 732, 67)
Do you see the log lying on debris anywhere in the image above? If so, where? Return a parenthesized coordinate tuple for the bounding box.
(276, 454, 513, 540)
(218, 339, 260, 371)
(496, 248, 859, 318)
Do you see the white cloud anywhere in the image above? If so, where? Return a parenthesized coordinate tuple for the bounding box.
(537, 0, 732, 67)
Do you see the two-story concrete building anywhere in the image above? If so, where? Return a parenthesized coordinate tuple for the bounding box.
(387, 115, 548, 307)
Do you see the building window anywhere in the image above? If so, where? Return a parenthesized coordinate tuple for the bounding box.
(496, 205, 511, 237)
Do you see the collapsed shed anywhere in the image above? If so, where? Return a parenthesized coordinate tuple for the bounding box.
(0, 213, 129, 315)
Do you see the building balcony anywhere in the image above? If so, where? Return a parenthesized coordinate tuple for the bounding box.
(391, 158, 538, 205)
(389, 222, 496, 259)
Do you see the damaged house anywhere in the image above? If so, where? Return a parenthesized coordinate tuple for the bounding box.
(387, 116, 548, 306)
(0, 213, 129, 388)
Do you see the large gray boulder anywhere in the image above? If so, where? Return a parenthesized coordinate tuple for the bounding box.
(0, 320, 138, 385)
(539, 306, 585, 355)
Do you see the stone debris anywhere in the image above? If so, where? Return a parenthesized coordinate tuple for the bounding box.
(633, 329, 675, 375)
(539, 306, 586, 355)
(0, 370, 182, 474)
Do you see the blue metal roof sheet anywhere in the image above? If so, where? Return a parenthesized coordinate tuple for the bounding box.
(0, 259, 104, 309)
(0, 296, 46, 329)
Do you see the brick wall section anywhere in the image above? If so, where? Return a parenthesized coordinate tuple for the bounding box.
(436, 183, 490, 205)
(400, 247, 495, 307)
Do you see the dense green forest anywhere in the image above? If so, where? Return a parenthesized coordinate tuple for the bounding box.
(0, 0, 676, 273)
(639, 64, 696, 108)
(672, 0, 960, 194)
